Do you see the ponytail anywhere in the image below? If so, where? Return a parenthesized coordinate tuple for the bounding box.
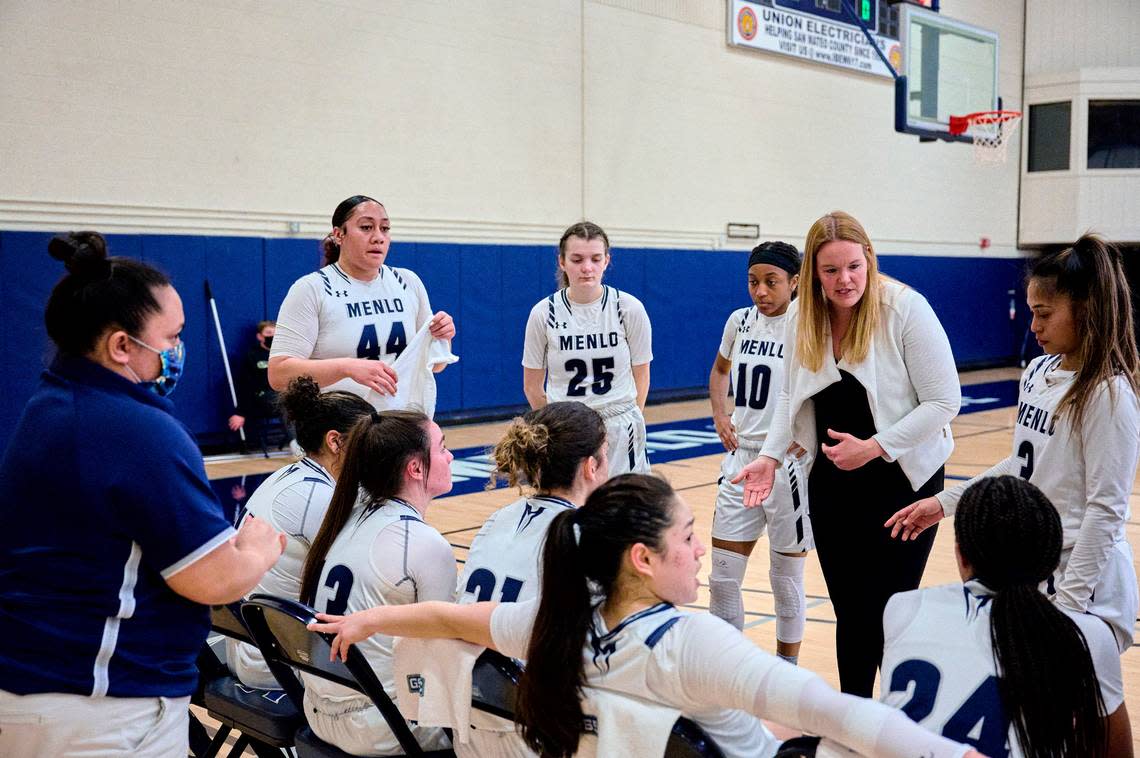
(517, 474, 676, 757)
(955, 476, 1107, 757)
(517, 510, 592, 756)
(299, 409, 429, 603)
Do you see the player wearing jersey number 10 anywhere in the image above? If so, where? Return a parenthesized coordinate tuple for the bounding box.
(888, 234, 1140, 653)
(522, 222, 653, 477)
(708, 242, 813, 666)
(269, 195, 456, 406)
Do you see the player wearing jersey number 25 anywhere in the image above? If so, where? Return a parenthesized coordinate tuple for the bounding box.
(269, 195, 455, 402)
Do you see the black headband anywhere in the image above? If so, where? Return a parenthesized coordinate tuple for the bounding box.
(748, 241, 801, 276)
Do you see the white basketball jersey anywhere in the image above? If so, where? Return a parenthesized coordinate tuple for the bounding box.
(272, 263, 432, 398)
(230, 457, 335, 688)
(582, 604, 777, 758)
(242, 457, 334, 602)
(457, 495, 575, 606)
(718, 307, 789, 443)
(1011, 355, 1136, 553)
(305, 498, 454, 703)
(881, 581, 1123, 758)
(522, 287, 652, 414)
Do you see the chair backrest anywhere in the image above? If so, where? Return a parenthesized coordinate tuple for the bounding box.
(210, 602, 255, 643)
(468, 652, 723, 758)
(240, 594, 429, 757)
(665, 717, 726, 758)
(470, 649, 521, 722)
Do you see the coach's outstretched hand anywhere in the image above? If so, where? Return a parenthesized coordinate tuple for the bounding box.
(884, 496, 945, 541)
(731, 454, 778, 507)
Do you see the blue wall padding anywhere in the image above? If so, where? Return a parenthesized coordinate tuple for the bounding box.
(0, 231, 1027, 453)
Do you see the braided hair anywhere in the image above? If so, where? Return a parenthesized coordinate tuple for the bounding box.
(955, 476, 1107, 757)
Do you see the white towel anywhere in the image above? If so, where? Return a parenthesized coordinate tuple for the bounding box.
(393, 636, 483, 743)
(364, 322, 458, 418)
(576, 687, 680, 758)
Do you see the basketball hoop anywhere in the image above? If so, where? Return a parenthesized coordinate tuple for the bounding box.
(948, 110, 1023, 164)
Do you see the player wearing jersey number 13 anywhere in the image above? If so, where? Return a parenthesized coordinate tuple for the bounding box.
(887, 233, 1140, 653)
(269, 195, 456, 407)
(522, 222, 653, 477)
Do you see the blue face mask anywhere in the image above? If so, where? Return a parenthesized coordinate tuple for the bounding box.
(128, 336, 186, 397)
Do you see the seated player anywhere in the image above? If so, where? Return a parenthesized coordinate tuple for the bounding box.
(298, 410, 456, 756)
(311, 475, 984, 758)
(227, 376, 372, 689)
(459, 400, 608, 606)
(881, 475, 1130, 757)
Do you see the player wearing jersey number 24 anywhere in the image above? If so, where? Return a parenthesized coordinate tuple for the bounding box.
(269, 195, 455, 403)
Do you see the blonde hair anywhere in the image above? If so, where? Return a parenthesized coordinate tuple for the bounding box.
(796, 211, 884, 372)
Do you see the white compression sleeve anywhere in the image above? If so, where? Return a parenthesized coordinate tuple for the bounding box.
(709, 548, 749, 630)
(768, 551, 806, 644)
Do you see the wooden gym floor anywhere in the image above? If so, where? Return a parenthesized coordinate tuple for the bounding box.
(200, 367, 1140, 754)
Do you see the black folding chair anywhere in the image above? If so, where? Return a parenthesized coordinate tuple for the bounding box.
(192, 603, 301, 758)
(469, 647, 725, 757)
(240, 594, 454, 758)
(774, 735, 821, 757)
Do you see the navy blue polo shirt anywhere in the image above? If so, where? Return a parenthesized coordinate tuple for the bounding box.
(0, 356, 235, 697)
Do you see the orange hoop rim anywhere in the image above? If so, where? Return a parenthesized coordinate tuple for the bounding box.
(948, 109, 1023, 136)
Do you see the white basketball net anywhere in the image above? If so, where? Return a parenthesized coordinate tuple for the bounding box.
(961, 112, 1023, 165)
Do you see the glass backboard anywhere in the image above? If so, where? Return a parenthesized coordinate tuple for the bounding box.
(895, 3, 999, 141)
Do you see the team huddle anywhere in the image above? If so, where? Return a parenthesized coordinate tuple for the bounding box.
(0, 197, 1136, 758)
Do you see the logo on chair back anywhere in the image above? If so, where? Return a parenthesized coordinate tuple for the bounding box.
(407, 674, 425, 696)
(296, 648, 310, 664)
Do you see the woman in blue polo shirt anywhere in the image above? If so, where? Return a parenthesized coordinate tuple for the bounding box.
(0, 233, 287, 757)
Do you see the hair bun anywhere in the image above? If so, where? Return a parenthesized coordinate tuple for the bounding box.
(48, 232, 110, 278)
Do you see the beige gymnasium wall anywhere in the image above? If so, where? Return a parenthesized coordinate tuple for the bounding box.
(1, 0, 1025, 254)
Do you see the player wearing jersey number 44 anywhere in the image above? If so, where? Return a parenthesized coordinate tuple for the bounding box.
(708, 241, 812, 666)
(269, 195, 456, 411)
(523, 222, 653, 476)
(887, 234, 1140, 653)
(310, 475, 986, 758)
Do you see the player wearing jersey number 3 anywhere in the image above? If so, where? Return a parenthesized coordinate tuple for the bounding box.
(269, 195, 456, 408)
(523, 222, 653, 476)
(888, 234, 1140, 653)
